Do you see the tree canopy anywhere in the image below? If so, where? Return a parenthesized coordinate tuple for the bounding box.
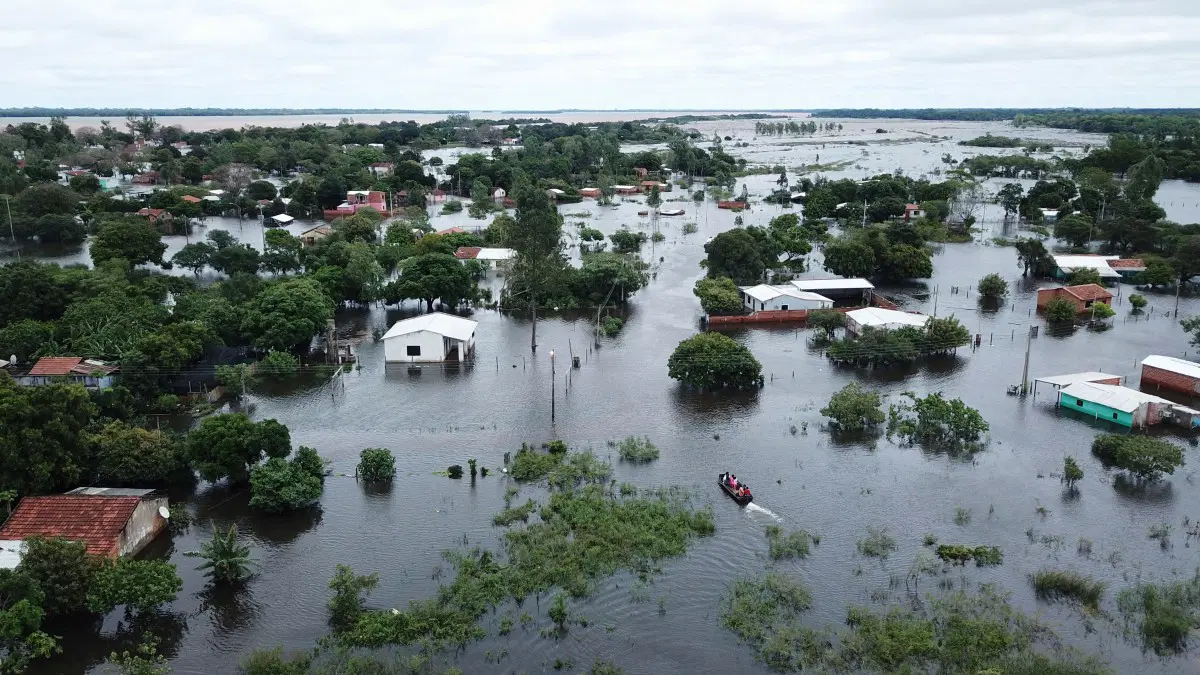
(667, 333, 763, 390)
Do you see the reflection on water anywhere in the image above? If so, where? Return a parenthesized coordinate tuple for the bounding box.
(18, 116, 1200, 674)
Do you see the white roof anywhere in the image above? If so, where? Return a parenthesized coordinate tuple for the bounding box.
(0, 540, 24, 570)
(201, 195, 221, 202)
(742, 284, 832, 304)
(1053, 255, 1123, 279)
(612, 185, 637, 190)
(1142, 355, 1200, 380)
(271, 213, 295, 224)
(476, 248, 516, 261)
(847, 307, 930, 328)
(1059, 382, 1171, 413)
(208, 189, 225, 195)
(791, 278, 874, 292)
(1034, 372, 1121, 388)
(347, 190, 371, 196)
(382, 313, 478, 342)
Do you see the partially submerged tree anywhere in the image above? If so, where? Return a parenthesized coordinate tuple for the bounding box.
(821, 383, 885, 432)
(327, 564, 379, 631)
(186, 414, 292, 483)
(1062, 456, 1083, 489)
(1092, 435, 1183, 481)
(888, 392, 988, 454)
(186, 525, 254, 584)
(1066, 267, 1104, 286)
(693, 277, 743, 315)
(1043, 297, 1078, 324)
(976, 273, 1008, 299)
(1015, 238, 1055, 277)
(357, 448, 396, 483)
(506, 177, 565, 352)
(667, 333, 763, 390)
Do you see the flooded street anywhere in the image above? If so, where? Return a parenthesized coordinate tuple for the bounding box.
(24, 118, 1200, 674)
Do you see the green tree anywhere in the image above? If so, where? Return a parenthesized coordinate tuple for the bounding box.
(506, 178, 566, 351)
(921, 316, 971, 352)
(291, 447, 326, 481)
(0, 376, 96, 496)
(598, 175, 615, 206)
(249, 457, 323, 513)
(609, 229, 647, 253)
(704, 229, 766, 284)
(1044, 297, 1078, 323)
(186, 414, 292, 483)
(667, 333, 763, 390)
(342, 241, 386, 304)
(1015, 238, 1055, 277)
(887, 392, 989, 454)
(357, 448, 396, 483)
(468, 179, 492, 219)
(1062, 456, 1083, 489)
(328, 564, 379, 631)
(806, 309, 846, 339)
(387, 253, 477, 312)
(822, 238, 875, 278)
(1092, 435, 1183, 481)
(186, 524, 254, 584)
(242, 278, 335, 351)
(977, 273, 1008, 299)
(1066, 267, 1103, 286)
(1128, 294, 1147, 310)
(693, 277, 743, 315)
(1090, 302, 1115, 319)
(0, 320, 53, 362)
(879, 244, 933, 280)
(255, 350, 298, 379)
(89, 421, 189, 487)
(172, 242, 215, 276)
(1135, 260, 1176, 287)
(1054, 214, 1094, 247)
(210, 243, 261, 276)
(0, 569, 58, 673)
(91, 217, 167, 267)
(767, 213, 812, 269)
(86, 558, 182, 615)
(246, 180, 277, 201)
(35, 214, 86, 244)
(14, 183, 75, 219)
(261, 229, 302, 275)
(821, 383, 885, 432)
(107, 638, 170, 675)
(19, 537, 97, 616)
(647, 185, 662, 211)
(997, 182, 1023, 217)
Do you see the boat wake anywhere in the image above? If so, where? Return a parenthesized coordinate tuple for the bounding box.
(744, 502, 783, 522)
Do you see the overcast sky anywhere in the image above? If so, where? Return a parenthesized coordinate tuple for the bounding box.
(4, 0, 1199, 110)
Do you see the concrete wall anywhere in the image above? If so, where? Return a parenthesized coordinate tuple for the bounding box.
(746, 295, 832, 312)
(384, 330, 448, 363)
(118, 497, 168, 557)
(1142, 365, 1200, 395)
(1059, 392, 1133, 427)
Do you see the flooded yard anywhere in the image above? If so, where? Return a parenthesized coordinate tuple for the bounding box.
(23, 117, 1200, 674)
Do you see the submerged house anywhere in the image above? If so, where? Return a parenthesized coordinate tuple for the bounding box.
(1141, 355, 1200, 396)
(1036, 284, 1113, 314)
(1050, 255, 1143, 282)
(789, 278, 874, 305)
(845, 308, 929, 335)
(1056, 381, 1183, 428)
(0, 489, 168, 568)
(382, 313, 478, 364)
(740, 285, 833, 312)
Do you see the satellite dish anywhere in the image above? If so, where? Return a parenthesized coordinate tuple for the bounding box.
(158, 506, 171, 519)
(8, 355, 14, 366)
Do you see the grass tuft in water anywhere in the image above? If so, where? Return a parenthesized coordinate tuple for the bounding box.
(1117, 570, 1200, 654)
(857, 527, 898, 559)
(615, 436, 660, 463)
(764, 525, 813, 560)
(935, 544, 1003, 567)
(492, 498, 537, 527)
(1031, 569, 1105, 612)
(953, 507, 972, 526)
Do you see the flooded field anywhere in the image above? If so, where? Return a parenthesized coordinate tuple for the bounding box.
(22, 118, 1200, 674)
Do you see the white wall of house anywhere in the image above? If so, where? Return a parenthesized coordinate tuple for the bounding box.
(384, 330, 450, 363)
(744, 293, 832, 312)
(118, 497, 168, 557)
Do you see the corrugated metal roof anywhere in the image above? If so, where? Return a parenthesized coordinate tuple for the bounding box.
(791, 278, 874, 291)
(846, 308, 929, 328)
(1034, 372, 1122, 388)
(1059, 382, 1171, 413)
(66, 487, 156, 497)
(0, 541, 25, 570)
(1142, 355, 1200, 380)
(382, 312, 478, 342)
(1053, 255, 1123, 278)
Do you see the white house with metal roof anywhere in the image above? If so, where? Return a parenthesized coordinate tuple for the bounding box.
(382, 313, 478, 363)
(845, 308, 930, 335)
(740, 285, 833, 312)
(1051, 255, 1123, 280)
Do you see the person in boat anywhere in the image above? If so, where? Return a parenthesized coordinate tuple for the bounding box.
(719, 472, 728, 483)
(729, 475, 738, 489)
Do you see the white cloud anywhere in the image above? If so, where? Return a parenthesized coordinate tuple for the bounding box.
(3, 0, 1198, 109)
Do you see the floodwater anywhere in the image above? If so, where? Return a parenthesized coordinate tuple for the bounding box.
(21, 119, 1200, 674)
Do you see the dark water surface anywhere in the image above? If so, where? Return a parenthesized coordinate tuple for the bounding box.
(21, 119, 1200, 674)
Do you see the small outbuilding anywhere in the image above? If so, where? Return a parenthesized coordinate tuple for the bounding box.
(1031, 371, 1123, 400)
(269, 213, 295, 226)
(382, 313, 478, 363)
(1141, 355, 1200, 396)
(300, 225, 332, 246)
(789, 278, 874, 305)
(845, 308, 929, 335)
(0, 489, 168, 567)
(740, 285, 833, 312)
(1057, 382, 1175, 428)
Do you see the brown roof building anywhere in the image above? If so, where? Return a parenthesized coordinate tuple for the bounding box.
(1036, 284, 1114, 314)
(0, 490, 168, 561)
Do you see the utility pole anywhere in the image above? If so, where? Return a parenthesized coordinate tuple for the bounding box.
(1174, 278, 1182, 318)
(549, 349, 556, 423)
(1020, 325, 1036, 396)
(1, 195, 16, 261)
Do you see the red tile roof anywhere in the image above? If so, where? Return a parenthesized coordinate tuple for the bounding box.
(455, 247, 482, 260)
(0, 495, 141, 557)
(905, 203, 921, 210)
(1108, 258, 1145, 269)
(181, 195, 202, 203)
(436, 226, 465, 236)
(137, 208, 166, 217)
(1064, 284, 1113, 302)
(28, 357, 83, 376)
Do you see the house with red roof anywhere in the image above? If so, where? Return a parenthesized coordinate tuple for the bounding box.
(180, 195, 202, 204)
(368, 162, 394, 178)
(1036, 284, 1114, 315)
(324, 190, 389, 219)
(136, 207, 173, 224)
(17, 357, 119, 390)
(903, 204, 924, 222)
(0, 488, 168, 566)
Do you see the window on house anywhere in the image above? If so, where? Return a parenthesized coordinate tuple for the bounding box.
(780, 304, 789, 311)
(1112, 412, 1118, 420)
(406, 345, 421, 356)
(1076, 399, 1084, 406)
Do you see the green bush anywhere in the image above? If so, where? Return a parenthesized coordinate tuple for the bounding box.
(357, 448, 396, 482)
(1043, 297, 1078, 323)
(616, 436, 659, 463)
(668, 333, 763, 390)
(693, 277, 743, 315)
(1092, 434, 1184, 481)
(599, 316, 624, 336)
(447, 465, 463, 479)
(1118, 570, 1200, 654)
(765, 525, 814, 560)
(1031, 569, 1104, 611)
(1129, 293, 1147, 309)
(328, 564, 379, 630)
(977, 273, 1009, 298)
(821, 383, 884, 431)
(249, 457, 323, 512)
(857, 526, 897, 559)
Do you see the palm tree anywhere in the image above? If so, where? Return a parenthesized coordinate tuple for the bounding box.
(186, 524, 254, 583)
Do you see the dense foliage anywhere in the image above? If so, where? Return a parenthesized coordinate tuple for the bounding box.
(1092, 435, 1184, 481)
(667, 333, 763, 390)
(888, 392, 988, 454)
(693, 277, 743, 315)
(356, 448, 396, 483)
(820, 383, 885, 432)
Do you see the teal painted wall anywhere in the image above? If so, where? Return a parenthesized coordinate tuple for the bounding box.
(1059, 393, 1133, 427)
